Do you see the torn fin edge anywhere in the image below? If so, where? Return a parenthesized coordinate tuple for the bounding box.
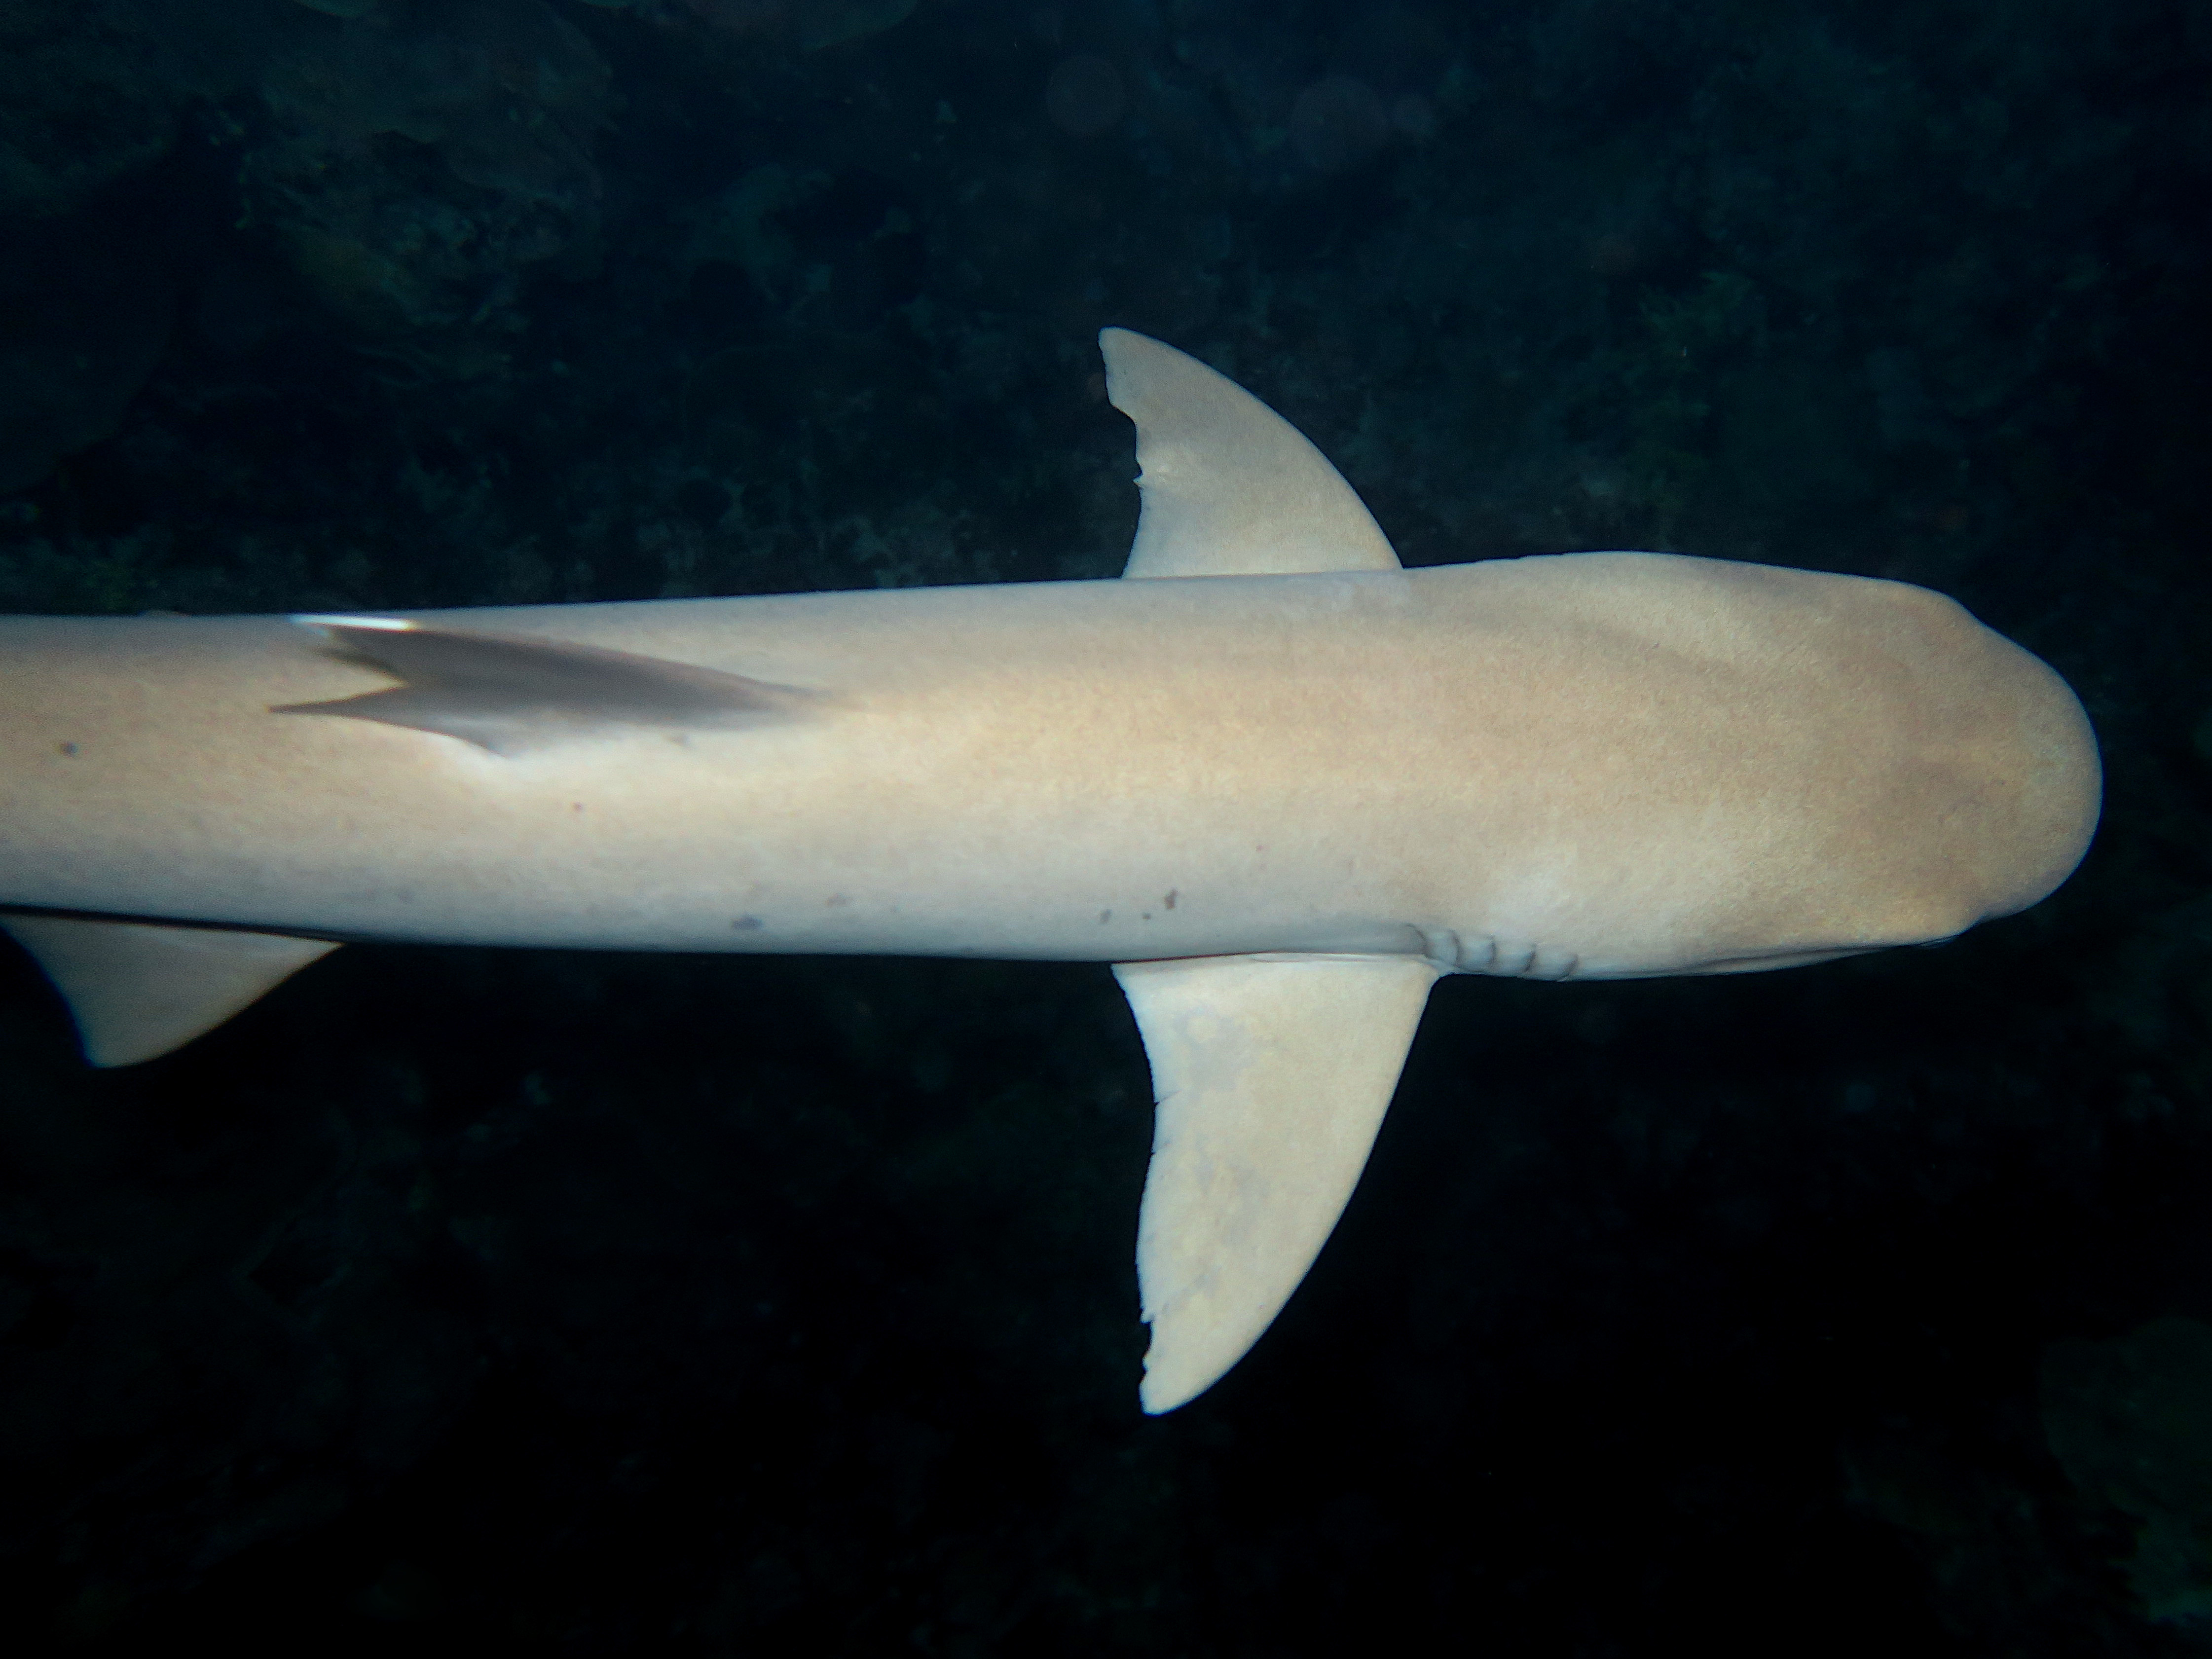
(1100, 328, 1400, 580)
(1112, 951, 1440, 1411)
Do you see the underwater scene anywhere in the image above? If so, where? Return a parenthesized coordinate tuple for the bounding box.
(0, 0, 2207, 1652)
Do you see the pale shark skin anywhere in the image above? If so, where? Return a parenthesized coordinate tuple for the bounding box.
(0, 330, 2102, 1412)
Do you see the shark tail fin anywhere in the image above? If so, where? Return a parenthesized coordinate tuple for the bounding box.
(2, 915, 338, 1066)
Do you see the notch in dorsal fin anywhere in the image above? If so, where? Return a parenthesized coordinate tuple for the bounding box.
(277, 616, 815, 755)
(1112, 951, 1441, 1412)
(1100, 328, 1400, 579)
(3, 914, 339, 1067)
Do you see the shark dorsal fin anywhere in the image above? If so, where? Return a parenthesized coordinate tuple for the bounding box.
(1100, 328, 1400, 579)
(277, 616, 814, 755)
(2, 915, 339, 1067)
(1112, 951, 1440, 1411)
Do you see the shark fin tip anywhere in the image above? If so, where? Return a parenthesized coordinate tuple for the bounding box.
(292, 613, 416, 634)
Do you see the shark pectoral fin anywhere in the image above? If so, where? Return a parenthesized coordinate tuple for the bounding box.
(1100, 328, 1401, 579)
(1112, 951, 1442, 1412)
(277, 616, 814, 755)
(1, 915, 339, 1067)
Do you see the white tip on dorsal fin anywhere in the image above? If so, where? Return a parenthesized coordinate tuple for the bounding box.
(1099, 328, 1400, 579)
(2, 915, 339, 1066)
(1111, 951, 1441, 1412)
(279, 616, 816, 755)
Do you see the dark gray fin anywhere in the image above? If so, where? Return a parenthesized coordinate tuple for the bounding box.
(2, 915, 339, 1067)
(277, 616, 815, 755)
(1111, 951, 1441, 1412)
(1099, 328, 1401, 579)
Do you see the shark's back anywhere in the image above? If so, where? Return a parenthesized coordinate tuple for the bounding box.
(0, 328, 2101, 1415)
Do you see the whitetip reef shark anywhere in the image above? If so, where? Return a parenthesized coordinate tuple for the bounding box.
(0, 331, 2101, 1412)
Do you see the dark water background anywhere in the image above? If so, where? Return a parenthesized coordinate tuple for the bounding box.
(1, 0, 2209, 1652)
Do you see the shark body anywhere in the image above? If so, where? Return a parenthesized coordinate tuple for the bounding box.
(0, 331, 2101, 1410)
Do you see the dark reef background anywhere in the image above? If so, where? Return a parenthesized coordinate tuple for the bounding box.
(1, 0, 2209, 1652)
